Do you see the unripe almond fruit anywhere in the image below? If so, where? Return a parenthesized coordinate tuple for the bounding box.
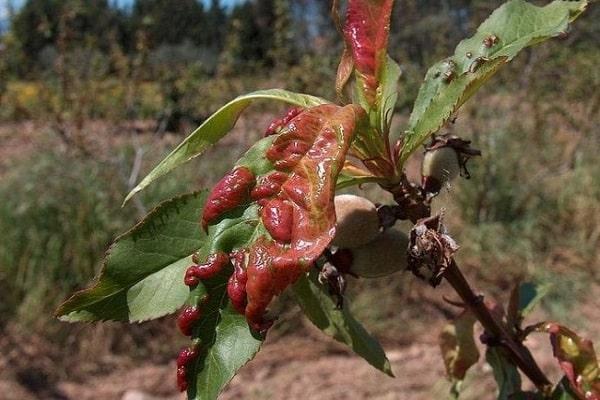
(421, 146, 460, 194)
(332, 194, 380, 249)
(349, 227, 409, 278)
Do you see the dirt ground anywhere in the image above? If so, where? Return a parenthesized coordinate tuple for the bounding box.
(0, 318, 576, 400)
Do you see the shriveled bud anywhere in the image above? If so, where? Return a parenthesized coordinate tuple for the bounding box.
(350, 227, 409, 278)
(332, 194, 380, 249)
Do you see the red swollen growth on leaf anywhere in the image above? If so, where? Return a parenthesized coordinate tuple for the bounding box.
(250, 171, 288, 200)
(184, 251, 230, 286)
(244, 105, 361, 332)
(264, 107, 303, 136)
(176, 306, 201, 336)
(261, 199, 294, 243)
(176, 346, 198, 392)
(227, 251, 248, 315)
(206, 105, 362, 333)
(201, 167, 256, 230)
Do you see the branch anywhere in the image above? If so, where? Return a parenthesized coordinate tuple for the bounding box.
(406, 215, 552, 393)
(444, 259, 552, 393)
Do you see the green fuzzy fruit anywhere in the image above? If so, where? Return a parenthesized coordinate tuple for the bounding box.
(350, 227, 409, 278)
(332, 194, 380, 249)
(422, 146, 460, 193)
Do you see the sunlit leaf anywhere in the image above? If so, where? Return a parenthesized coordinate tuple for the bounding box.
(56, 191, 208, 322)
(376, 56, 401, 135)
(186, 203, 264, 400)
(537, 323, 600, 400)
(400, 0, 589, 164)
(440, 311, 480, 386)
(293, 271, 393, 376)
(185, 104, 364, 398)
(343, 0, 394, 107)
(124, 89, 329, 204)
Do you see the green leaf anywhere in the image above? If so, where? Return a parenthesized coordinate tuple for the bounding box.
(507, 282, 552, 330)
(186, 204, 264, 400)
(486, 347, 523, 400)
(292, 271, 394, 377)
(439, 311, 480, 392)
(376, 56, 401, 135)
(517, 282, 551, 317)
(124, 89, 329, 204)
(56, 191, 208, 322)
(189, 303, 262, 400)
(336, 174, 386, 190)
(399, 0, 589, 164)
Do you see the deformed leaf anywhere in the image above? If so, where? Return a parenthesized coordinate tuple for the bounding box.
(538, 323, 600, 400)
(184, 104, 365, 398)
(333, 0, 354, 100)
(343, 0, 394, 107)
(56, 191, 208, 323)
(292, 271, 393, 377)
(124, 89, 329, 204)
(439, 311, 480, 384)
(400, 0, 589, 164)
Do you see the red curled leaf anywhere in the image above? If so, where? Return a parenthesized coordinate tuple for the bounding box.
(251, 171, 288, 200)
(343, 0, 394, 105)
(245, 104, 363, 332)
(202, 104, 364, 333)
(537, 323, 600, 399)
(265, 107, 304, 137)
(201, 167, 255, 230)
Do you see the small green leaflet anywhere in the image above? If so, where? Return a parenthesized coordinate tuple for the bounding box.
(376, 55, 401, 136)
(486, 347, 523, 400)
(507, 281, 552, 330)
(56, 191, 208, 323)
(399, 0, 589, 164)
(292, 271, 394, 377)
(124, 89, 329, 205)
